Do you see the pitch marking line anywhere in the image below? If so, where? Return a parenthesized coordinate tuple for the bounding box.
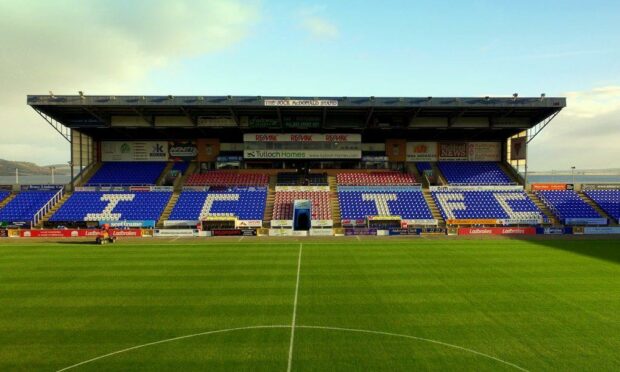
(55, 324, 529, 372)
(55, 325, 291, 372)
(287, 243, 303, 372)
(296, 325, 530, 372)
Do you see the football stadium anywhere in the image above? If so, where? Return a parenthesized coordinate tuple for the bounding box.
(0, 94, 619, 371)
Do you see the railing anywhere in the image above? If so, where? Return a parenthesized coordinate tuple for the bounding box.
(32, 188, 64, 227)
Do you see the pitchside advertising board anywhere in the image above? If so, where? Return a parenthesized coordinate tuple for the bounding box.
(405, 142, 501, 162)
(458, 227, 537, 235)
(19, 229, 143, 238)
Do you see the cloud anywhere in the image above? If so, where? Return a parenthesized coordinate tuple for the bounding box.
(0, 0, 260, 165)
(528, 85, 620, 171)
(299, 6, 339, 39)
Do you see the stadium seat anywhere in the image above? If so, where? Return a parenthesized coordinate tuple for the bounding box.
(336, 172, 416, 186)
(536, 190, 603, 223)
(171, 162, 190, 174)
(432, 190, 543, 222)
(438, 162, 512, 185)
(276, 173, 328, 186)
(416, 162, 433, 174)
(273, 191, 331, 220)
(50, 191, 172, 222)
(169, 189, 267, 221)
(186, 172, 269, 187)
(338, 188, 433, 220)
(88, 162, 167, 185)
(584, 190, 620, 223)
(0, 191, 58, 222)
(0, 191, 10, 204)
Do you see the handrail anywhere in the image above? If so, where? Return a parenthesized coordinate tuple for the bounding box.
(32, 187, 64, 227)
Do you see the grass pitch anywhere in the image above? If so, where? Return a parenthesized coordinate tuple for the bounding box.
(1, 238, 620, 371)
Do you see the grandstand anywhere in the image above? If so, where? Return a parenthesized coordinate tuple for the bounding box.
(10, 94, 619, 235)
(584, 189, 620, 223)
(536, 189, 607, 225)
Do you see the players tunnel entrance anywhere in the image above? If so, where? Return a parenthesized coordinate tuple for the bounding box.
(293, 200, 312, 231)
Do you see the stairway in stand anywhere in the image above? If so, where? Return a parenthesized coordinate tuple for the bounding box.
(578, 192, 618, 226)
(37, 193, 72, 227)
(527, 191, 559, 226)
(422, 190, 445, 227)
(500, 162, 524, 184)
(156, 162, 175, 186)
(328, 175, 341, 228)
(430, 163, 448, 185)
(174, 162, 198, 191)
(157, 192, 180, 228)
(0, 193, 17, 210)
(75, 163, 102, 187)
(262, 175, 277, 228)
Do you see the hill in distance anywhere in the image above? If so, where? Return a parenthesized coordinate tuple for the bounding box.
(0, 159, 70, 176)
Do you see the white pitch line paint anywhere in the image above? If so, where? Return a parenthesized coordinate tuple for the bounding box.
(55, 325, 291, 372)
(55, 324, 529, 372)
(287, 243, 303, 372)
(296, 326, 530, 372)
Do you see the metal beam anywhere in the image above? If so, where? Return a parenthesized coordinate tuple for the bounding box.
(276, 107, 283, 131)
(131, 108, 154, 126)
(365, 107, 374, 128)
(527, 110, 560, 143)
(228, 107, 240, 127)
(82, 107, 108, 125)
(180, 106, 198, 126)
(448, 109, 466, 127)
(33, 108, 71, 142)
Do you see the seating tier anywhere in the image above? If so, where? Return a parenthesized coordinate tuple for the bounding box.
(50, 192, 172, 222)
(0, 191, 10, 204)
(186, 172, 268, 187)
(88, 162, 166, 185)
(338, 188, 432, 220)
(432, 190, 542, 222)
(336, 172, 416, 186)
(273, 191, 331, 220)
(584, 190, 620, 222)
(438, 162, 511, 185)
(536, 190, 602, 222)
(0, 191, 57, 222)
(169, 189, 267, 221)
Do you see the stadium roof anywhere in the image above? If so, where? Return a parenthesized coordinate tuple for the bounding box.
(27, 95, 566, 143)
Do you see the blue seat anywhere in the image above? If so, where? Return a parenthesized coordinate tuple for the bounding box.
(50, 191, 171, 221)
(438, 162, 512, 185)
(584, 190, 620, 222)
(537, 190, 602, 223)
(169, 189, 267, 221)
(0, 191, 10, 204)
(338, 188, 433, 220)
(88, 162, 166, 185)
(0, 191, 57, 222)
(432, 190, 542, 222)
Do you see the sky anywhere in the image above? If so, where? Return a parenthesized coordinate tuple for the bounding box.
(0, 0, 619, 171)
